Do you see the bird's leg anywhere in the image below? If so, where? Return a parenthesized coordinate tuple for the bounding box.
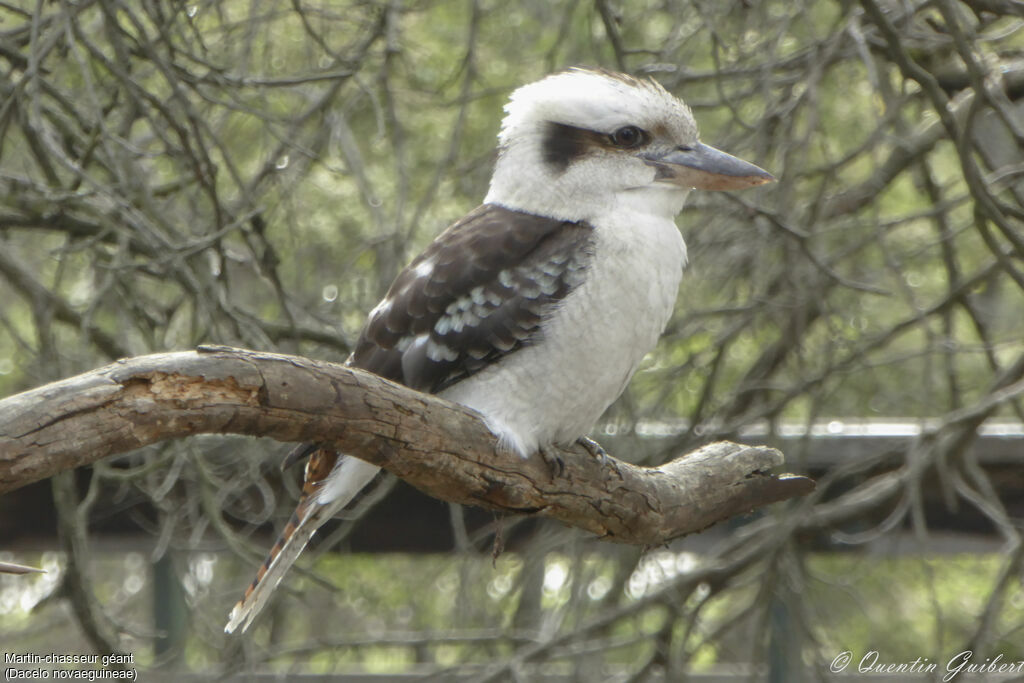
(577, 436, 623, 478)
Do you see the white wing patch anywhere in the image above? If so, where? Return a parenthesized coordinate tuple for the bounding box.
(426, 338, 459, 362)
(413, 259, 435, 279)
(369, 297, 393, 320)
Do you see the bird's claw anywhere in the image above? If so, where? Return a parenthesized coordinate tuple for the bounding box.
(538, 438, 621, 480)
(577, 436, 623, 478)
(538, 445, 565, 479)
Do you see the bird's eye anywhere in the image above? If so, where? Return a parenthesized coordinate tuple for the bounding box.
(609, 125, 647, 149)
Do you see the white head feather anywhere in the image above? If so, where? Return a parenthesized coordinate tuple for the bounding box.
(485, 68, 699, 222)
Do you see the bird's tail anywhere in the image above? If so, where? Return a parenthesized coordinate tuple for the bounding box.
(224, 456, 381, 634)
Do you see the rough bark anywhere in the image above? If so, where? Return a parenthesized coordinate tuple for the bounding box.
(0, 346, 814, 545)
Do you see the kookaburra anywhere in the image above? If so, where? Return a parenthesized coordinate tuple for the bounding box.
(225, 67, 773, 633)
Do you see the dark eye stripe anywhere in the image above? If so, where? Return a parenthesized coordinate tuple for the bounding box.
(541, 122, 603, 171)
(541, 121, 651, 173)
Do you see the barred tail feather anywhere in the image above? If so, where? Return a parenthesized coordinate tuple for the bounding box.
(224, 457, 381, 634)
(223, 500, 328, 634)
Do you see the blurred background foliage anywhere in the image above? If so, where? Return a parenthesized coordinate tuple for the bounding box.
(0, 0, 1023, 680)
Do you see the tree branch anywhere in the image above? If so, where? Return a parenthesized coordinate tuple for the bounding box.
(0, 347, 813, 546)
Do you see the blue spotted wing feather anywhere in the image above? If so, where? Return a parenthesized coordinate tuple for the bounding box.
(350, 203, 594, 392)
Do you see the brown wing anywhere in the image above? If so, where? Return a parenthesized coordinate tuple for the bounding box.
(282, 204, 592, 472)
(350, 203, 594, 392)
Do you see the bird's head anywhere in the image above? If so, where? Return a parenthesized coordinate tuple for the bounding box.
(485, 68, 774, 222)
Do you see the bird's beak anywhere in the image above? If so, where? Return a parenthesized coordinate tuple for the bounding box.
(644, 142, 774, 191)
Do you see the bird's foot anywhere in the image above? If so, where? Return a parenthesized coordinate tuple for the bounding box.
(538, 444, 565, 480)
(577, 436, 623, 479)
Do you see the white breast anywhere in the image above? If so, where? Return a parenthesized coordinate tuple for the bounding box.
(440, 196, 687, 457)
